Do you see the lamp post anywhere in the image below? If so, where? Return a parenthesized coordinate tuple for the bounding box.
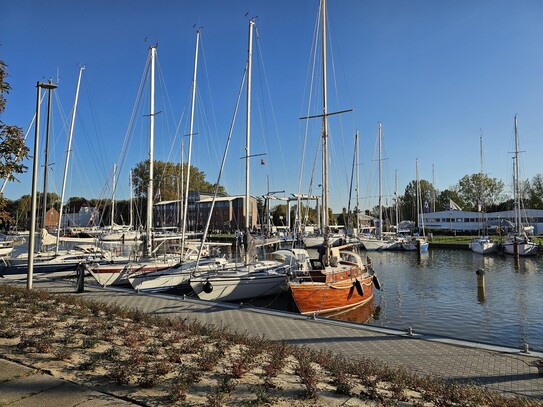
(28, 80, 57, 289)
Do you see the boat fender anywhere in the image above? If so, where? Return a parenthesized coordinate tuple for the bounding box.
(372, 275, 381, 290)
(203, 280, 213, 294)
(354, 279, 364, 297)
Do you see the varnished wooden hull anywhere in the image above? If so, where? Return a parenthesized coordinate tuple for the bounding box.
(289, 268, 375, 315)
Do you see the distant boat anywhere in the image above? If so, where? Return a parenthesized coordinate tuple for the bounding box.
(469, 236, 498, 254)
(470, 133, 498, 255)
(402, 160, 429, 252)
(501, 115, 538, 257)
(359, 123, 392, 251)
(288, 0, 378, 316)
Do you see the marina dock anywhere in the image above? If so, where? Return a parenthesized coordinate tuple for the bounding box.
(1, 278, 542, 405)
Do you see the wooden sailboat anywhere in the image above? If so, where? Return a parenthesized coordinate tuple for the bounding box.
(501, 115, 537, 257)
(288, 0, 378, 316)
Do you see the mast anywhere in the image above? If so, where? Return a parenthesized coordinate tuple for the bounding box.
(346, 132, 357, 233)
(56, 66, 84, 253)
(129, 169, 133, 229)
(321, 0, 330, 251)
(245, 19, 254, 236)
(355, 130, 360, 229)
(377, 122, 382, 239)
(111, 163, 117, 227)
(416, 159, 425, 236)
(145, 45, 156, 256)
(395, 169, 399, 232)
(181, 30, 200, 257)
(514, 114, 521, 232)
(242, 18, 255, 264)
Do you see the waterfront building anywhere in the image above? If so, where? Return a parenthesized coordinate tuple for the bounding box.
(422, 209, 543, 235)
(153, 191, 259, 233)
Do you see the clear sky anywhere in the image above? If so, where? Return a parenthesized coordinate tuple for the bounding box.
(2, 0, 543, 214)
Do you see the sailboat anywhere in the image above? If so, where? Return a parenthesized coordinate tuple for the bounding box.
(359, 122, 391, 251)
(88, 46, 179, 286)
(469, 131, 498, 254)
(402, 159, 429, 252)
(0, 68, 117, 280)
(189, 19, 290, 302)
(501, 115, 537, 257)
(128, 30, 222, 292)
(288, 0, 378, 316)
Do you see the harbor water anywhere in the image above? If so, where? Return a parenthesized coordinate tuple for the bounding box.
(8, 240, 543, 352)
(336, 248, 543, 352)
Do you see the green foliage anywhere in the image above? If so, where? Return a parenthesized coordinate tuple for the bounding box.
(457, 173, 504, 211)
(436, 189, 464, 212)
(132, 160, 226, 200)
(0, 60, 30, 225)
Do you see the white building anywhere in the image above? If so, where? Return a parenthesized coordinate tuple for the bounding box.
(422, 209, 543, 235)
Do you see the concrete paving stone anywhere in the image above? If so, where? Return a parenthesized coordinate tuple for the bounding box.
(0, 359, 34, 382)
(8, 382, 135, 407)
(0, 372, 64, 404)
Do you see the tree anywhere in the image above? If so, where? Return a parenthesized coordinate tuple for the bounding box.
(402, 179, 435, 221)
(0, 60, 30, 226)
(436, 189, 464, 211)
(132, 160, 226, 201)
(457, 173, 504, 211)
(527, 174, 543, 209)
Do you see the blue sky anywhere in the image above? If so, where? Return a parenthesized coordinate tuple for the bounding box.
(2, 0, 543, 213)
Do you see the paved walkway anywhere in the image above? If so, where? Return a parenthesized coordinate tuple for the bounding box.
(2, 279, 543, 405)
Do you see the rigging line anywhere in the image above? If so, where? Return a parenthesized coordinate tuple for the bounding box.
(297, 3, 321, 199)
(82, 75, 108, 181)
(199, 33, 221, 167)
(116, 51, 150, 181)
(254, 28, 288, 181)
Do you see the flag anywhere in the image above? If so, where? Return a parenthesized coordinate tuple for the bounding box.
(449, 199, 462, 211)
(424, 201, 430, 213)
(260, 159, 266, 166)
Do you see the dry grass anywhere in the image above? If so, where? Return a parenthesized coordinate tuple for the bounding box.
(0, 283, 540, 406)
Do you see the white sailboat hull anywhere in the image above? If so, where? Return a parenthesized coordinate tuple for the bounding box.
(190, 261, 289, 302)
(502, 240, 538, 256)
(359, 238, 390, 251)
(469, 237, 498, 254)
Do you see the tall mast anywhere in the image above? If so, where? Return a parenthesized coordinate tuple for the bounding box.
(416, 159, 425, 236)
(355, 130, 359, 225)
(480, 129, 484, 175)
(395, 169, 399, 231)
(243, 18, 255, 264)
(245, 19, 255, 235)
(146, 45, 156, 256)
(129, 169, 133, 228)
(514, 114, 521, 231)
(321, 0, 329, 241)
(111, 163, 117, 227)
(181, 30, 200, 256)
(377, 122, 382, 238)
(56, 66, 84, 253)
